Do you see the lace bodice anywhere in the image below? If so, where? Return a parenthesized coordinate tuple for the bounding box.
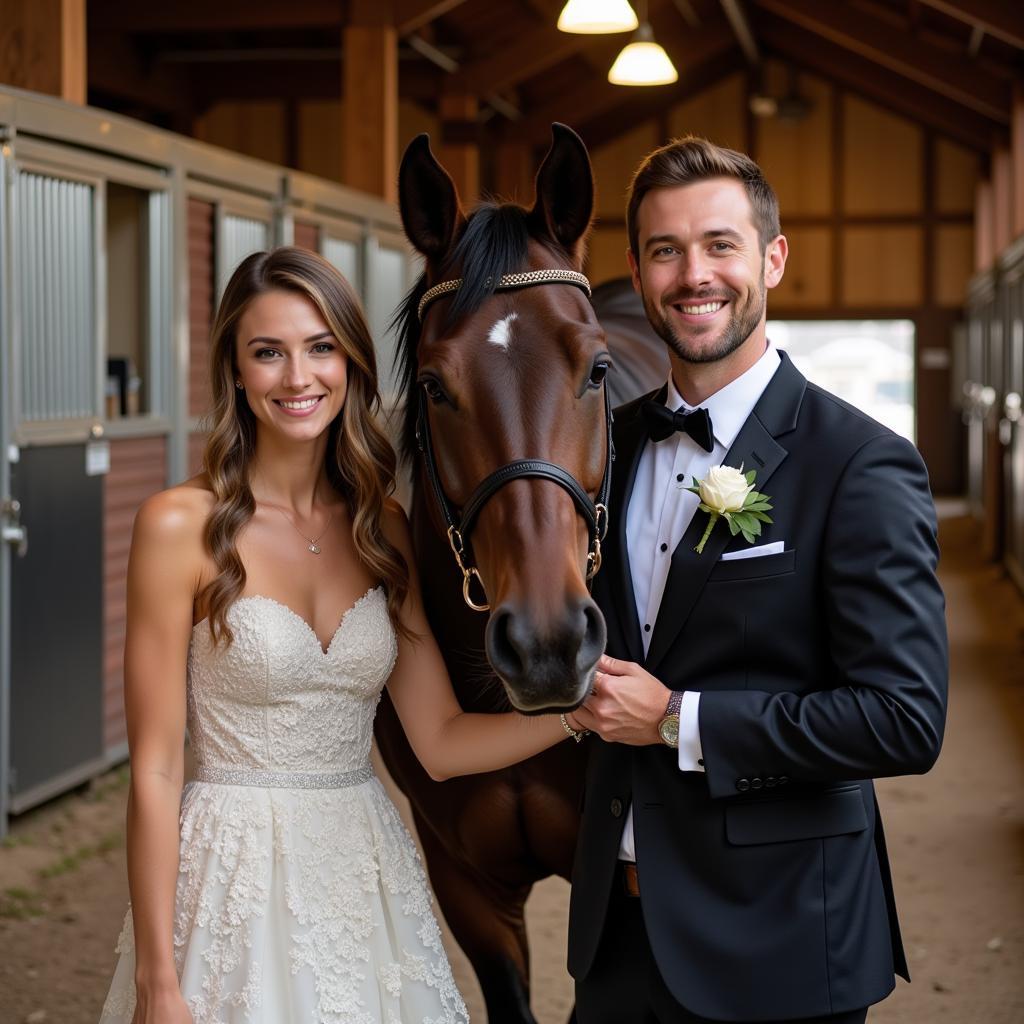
(187, 586, 396, 775)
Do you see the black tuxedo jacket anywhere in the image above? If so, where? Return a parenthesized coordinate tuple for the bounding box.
(569, 353, 948, 1021)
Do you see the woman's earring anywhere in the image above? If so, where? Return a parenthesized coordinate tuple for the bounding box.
(235, 380, 244, 390)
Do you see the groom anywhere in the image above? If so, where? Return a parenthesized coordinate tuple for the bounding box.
(568, 137, 948, 1023)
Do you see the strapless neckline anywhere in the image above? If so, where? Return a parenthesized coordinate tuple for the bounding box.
(193, 585, 382, 656)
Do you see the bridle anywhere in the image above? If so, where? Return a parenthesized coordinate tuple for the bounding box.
(415, 269, 614, 612)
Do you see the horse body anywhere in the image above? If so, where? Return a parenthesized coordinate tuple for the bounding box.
(375, 127, 664, 1023)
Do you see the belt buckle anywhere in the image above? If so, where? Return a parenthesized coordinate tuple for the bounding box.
(621, 862, 640, 897)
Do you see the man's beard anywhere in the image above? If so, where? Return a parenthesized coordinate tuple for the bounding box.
(642, 275, 766, 366)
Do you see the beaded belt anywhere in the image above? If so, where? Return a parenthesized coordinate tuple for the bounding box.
(192, 764, 374, 789)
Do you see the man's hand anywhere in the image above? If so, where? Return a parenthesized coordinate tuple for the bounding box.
(571, 654, 671, 746)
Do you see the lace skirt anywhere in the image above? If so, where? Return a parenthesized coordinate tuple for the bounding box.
(99, 773, 469, 1024)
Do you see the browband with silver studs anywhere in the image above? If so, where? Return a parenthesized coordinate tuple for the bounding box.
(417, 269, 592, 322)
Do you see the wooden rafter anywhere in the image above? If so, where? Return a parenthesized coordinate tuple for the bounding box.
(86, 0, 344, 32)
(518, 23, 737, 144)
(396, 0, 469, 35)
(752, 0, 1011, 123)
(756, 14, 1003, 152)
(914, 0, 1024, 50)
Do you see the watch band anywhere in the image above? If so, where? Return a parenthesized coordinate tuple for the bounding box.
(665, 690, 684, 717)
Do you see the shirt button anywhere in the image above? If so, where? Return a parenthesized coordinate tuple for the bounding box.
(697, 758, 704, 767)
(660, 542, 668, 552)
(676, 473, 684, 482)
(644, 624, 651, 633)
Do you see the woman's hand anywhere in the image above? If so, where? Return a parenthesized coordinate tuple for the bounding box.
(131, 980, 193, 1023)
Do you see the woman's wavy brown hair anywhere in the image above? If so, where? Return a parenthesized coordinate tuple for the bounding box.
(199, 246, 410, 644)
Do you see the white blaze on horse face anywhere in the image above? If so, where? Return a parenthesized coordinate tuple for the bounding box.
(488, 312, 518, 350)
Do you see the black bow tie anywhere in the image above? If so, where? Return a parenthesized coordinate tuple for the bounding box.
(640, 401, 715, 453)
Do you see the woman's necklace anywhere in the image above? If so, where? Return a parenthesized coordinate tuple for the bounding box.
(272, 505, 334, 555)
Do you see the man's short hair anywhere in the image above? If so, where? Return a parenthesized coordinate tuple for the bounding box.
(626, 136, 781, 256)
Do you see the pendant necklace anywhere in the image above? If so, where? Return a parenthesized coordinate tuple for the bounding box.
(274, 505, 334, 555)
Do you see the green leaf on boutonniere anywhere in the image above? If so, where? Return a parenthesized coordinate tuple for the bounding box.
(689, 465, 775, 554)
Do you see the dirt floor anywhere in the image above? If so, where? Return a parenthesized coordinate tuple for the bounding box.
(1, 512, 1022, 1024)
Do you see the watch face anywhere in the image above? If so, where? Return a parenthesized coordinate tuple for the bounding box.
(658, 714, 680, 747)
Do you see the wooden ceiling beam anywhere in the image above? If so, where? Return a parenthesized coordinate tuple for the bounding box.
(396, 0, 468, 35)
(756, 14, 1004, 152)
(752, 0, 1011, 123)
(914, 0, 1024, 50)
(517, 23, 736, 144)
(86, 0, 343, 32)
(447, 24, 591, 95)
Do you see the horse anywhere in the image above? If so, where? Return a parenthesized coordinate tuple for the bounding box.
(374, 126, 668, 1023)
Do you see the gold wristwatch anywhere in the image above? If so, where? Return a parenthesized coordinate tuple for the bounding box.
(657, 691, 684, 748)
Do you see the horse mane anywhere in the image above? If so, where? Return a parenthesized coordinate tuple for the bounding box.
(391, 201, 568, 463)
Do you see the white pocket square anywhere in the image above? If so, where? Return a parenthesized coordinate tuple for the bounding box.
(719, 541, 785, 562)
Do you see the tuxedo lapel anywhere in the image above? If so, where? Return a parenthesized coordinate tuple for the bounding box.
(601, 389, 661, 665)
(644, 354, 805, 676)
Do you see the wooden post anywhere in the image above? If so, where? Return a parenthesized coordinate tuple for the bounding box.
(438, 93, 480, 203)
(493, 140, 533, 204)
(343, 1, 398, 202)
(0, 0, 86, 103)
(1013, 84, 1024, 239)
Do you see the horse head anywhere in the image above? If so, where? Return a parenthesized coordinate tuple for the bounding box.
(395, 124, 609, 713)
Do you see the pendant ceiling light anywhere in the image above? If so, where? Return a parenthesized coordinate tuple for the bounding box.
(557, 0, 638, 34)
(608, 10, 678, 86)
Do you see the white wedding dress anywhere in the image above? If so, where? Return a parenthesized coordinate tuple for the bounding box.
(100, 586, 468, 1024)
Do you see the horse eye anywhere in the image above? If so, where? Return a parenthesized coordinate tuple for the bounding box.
(588, 361, 610, 388)
(420, 377, 447, 404)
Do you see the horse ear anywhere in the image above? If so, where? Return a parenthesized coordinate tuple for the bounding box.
(399, 134, 464, 263)
(530, 123, 594, 257)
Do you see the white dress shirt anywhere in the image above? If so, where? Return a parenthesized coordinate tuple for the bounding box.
(617, 343, 782, 862)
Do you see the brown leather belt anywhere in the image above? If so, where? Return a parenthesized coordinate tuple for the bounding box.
(621, 861, 640, 897)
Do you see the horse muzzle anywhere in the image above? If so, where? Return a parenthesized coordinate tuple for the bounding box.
(484, 594, 606, 713)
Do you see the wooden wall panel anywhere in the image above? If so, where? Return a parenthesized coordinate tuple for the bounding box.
(194, 101, 287, 165)
(936, 139, 981, 214)
(992, 148, 1013, 254)
(591, 123, 660, 220)
(299, 100, 344, 182)
(975, 180, 995, 271)
(842, 226, 923, 306)
(935, 225, 975, 308)
(586, 226, 630, 287)
(103, 436, 167, 754)
(756, 66, 833, 216)
(667, 73, 745, 151)
(188, 198, 215, 419)
(842, 96, 922, 215)
(293, 221, 320, 253)
(772, 226, 831, 309)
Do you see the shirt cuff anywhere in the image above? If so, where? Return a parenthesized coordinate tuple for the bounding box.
(677, 690, 704, 772)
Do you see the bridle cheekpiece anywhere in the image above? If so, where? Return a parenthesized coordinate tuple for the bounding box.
(415, 268, 612, 612)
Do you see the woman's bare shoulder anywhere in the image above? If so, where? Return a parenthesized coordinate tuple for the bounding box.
(134, 477, 214, 546)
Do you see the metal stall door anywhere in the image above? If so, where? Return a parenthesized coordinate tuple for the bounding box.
(6, 167, 104, 811)
(1003, 260, 1024, 591)
(365, 228, 416, 409)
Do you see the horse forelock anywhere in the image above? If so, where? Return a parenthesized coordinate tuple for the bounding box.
(393, 201, 573, 464)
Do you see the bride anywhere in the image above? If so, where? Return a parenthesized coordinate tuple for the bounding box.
(99, 246, 583, 1024)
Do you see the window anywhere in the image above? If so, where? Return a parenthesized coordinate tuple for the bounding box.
(767, 319, 916, 442)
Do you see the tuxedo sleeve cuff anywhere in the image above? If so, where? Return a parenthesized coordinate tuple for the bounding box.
(677, 691, 705, 772)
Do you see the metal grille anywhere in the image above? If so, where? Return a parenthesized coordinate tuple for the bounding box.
(323, 234, 362, 295)
(14, 172, 96, 421)
(217, 213, 269, 299)
(366, 239, 408, 400)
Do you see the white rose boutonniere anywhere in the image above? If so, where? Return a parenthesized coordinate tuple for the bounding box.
(685, 465, 774, 554)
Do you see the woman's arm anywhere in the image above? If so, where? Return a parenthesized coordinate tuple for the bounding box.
(382, 505, 582, 781)
(122, 490, 205, 1019)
